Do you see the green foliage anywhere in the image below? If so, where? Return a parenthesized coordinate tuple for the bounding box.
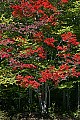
(57, 0, 80, 38)
(0, 14, 13, 24)
(48, 103, 56, 119)
(0, 68, 16, 86)
(58, 78, 80, 89)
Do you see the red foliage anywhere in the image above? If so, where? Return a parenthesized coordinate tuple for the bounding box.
(0, 38, 15, 46)
(61, 0, 68, 3)
(11, 0, 57, 27)
(57, 45, 67, 51)
(16, 75, 40, 88)
(0, 0, 80, 89)
(33, 32, 44, 42)
(61, 32, 79, 46)
(36, 46, 46, 59)
(44, 38, 56, 47)
(9, 58, 37, 70)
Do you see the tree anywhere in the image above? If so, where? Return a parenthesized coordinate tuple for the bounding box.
(0, 0, 80, 114)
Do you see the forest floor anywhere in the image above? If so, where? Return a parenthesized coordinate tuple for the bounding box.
(0, 110, 80, 120)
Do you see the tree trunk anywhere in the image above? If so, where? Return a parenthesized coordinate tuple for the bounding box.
(78, 81, 80, 118)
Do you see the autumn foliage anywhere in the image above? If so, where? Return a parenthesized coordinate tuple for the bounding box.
(0, 0, 80, 89)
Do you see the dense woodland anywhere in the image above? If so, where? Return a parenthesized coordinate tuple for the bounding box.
(0, 0, 80, 119)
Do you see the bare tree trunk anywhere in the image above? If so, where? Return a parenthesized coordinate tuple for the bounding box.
(63, 89, 66, 110)
(48, 86, 51, 108)
(28, 88, 32, 112)
(78, 81, 80, 118)
(66, 89, 70, 111)
(44, 82, 47, 113)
